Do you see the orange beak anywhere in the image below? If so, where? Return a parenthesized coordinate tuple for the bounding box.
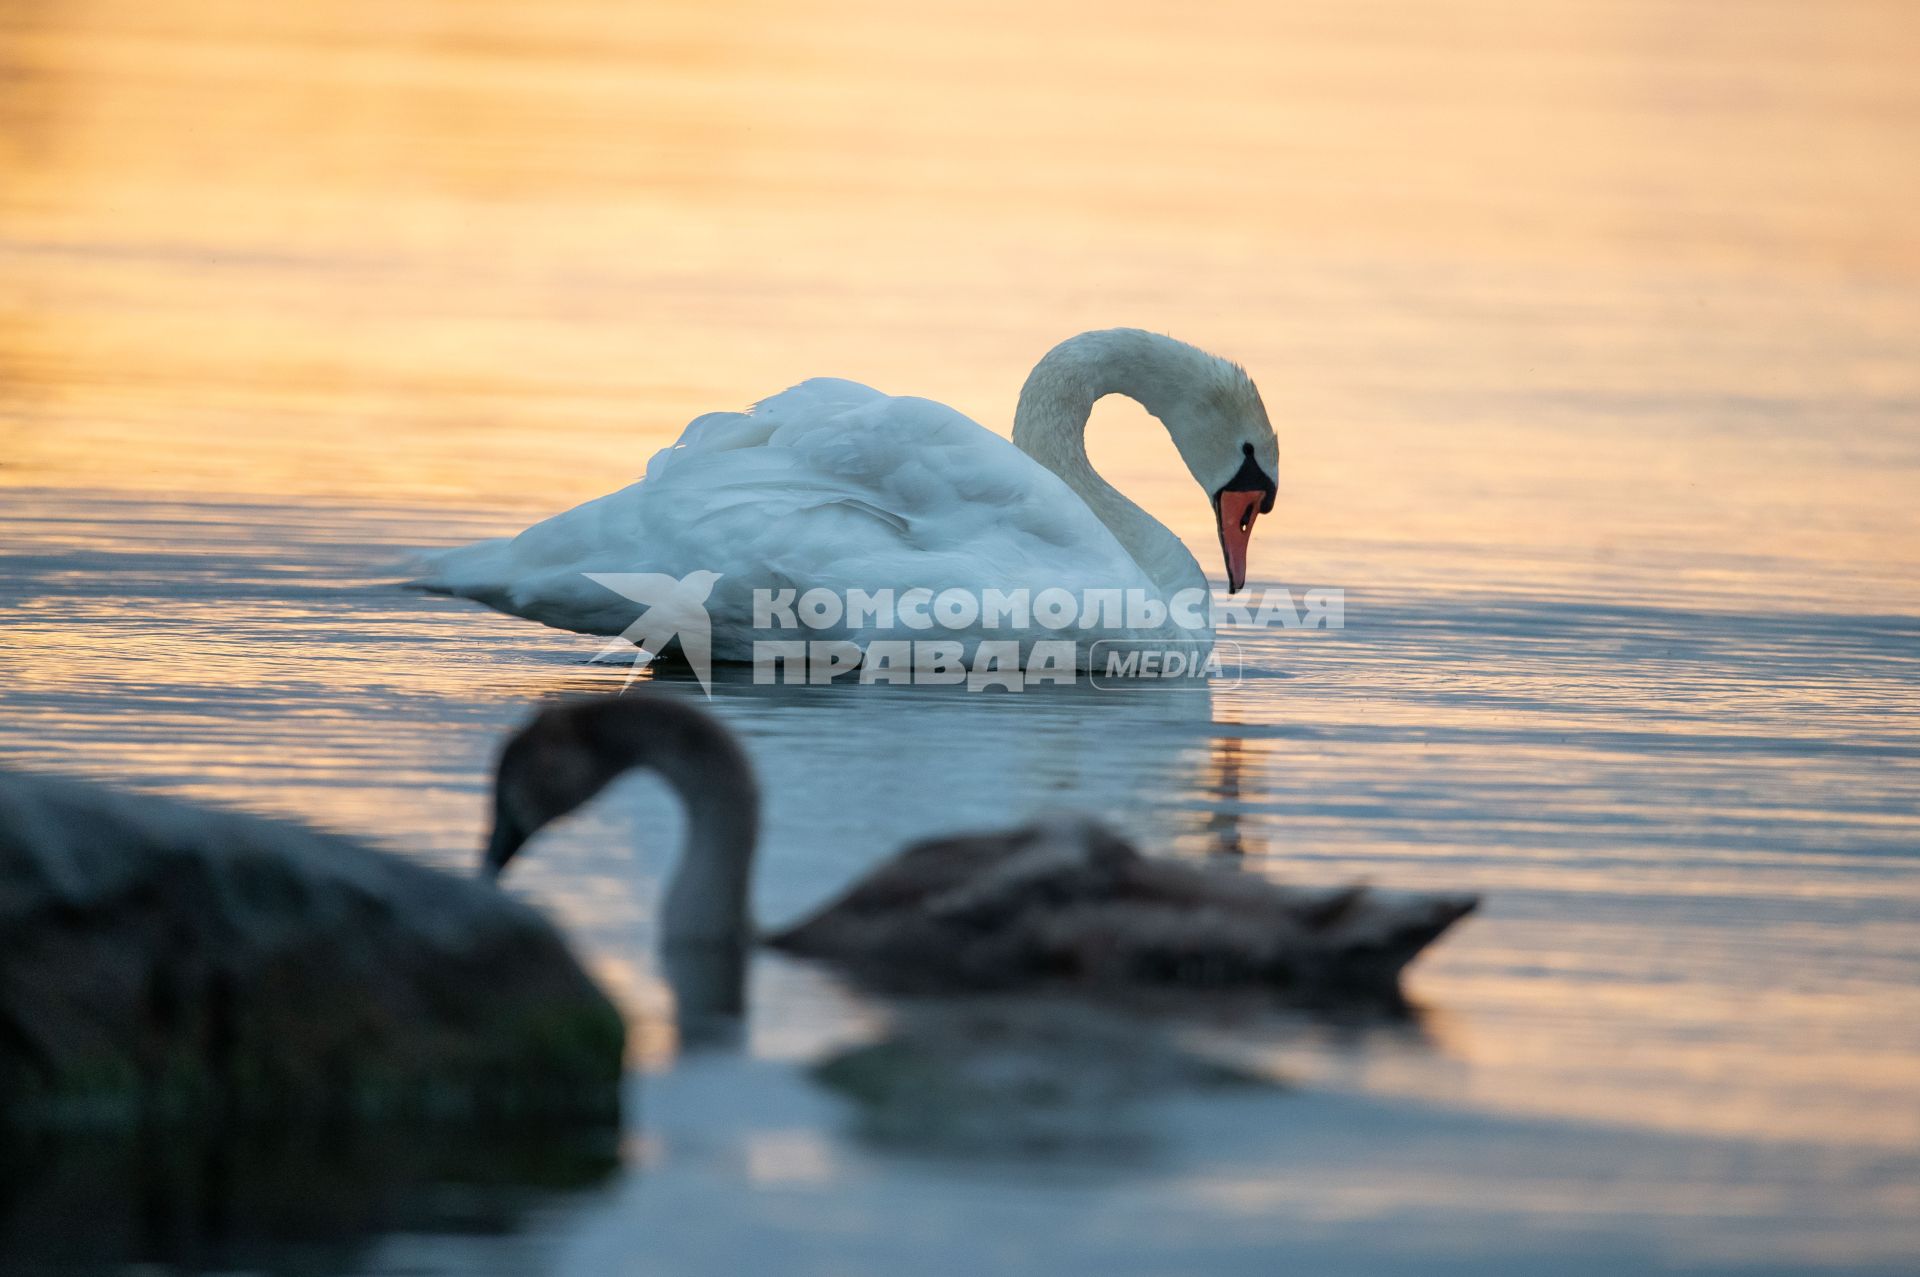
(1215, 489, 1264, 594)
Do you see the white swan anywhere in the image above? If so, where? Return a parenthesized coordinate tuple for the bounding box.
(419, 330, 1280, 667)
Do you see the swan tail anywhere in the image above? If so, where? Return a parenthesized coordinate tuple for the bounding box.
(407, 536, 527, 610)
(406, 535, 648, 637)
(1298, 889, 1479, 993)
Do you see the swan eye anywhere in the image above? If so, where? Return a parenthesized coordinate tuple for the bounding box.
(1219, 445, 1276, 513)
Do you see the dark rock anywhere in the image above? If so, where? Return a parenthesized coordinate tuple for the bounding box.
(0, 768, 624, 1126)
(0, 1113, 621, 1274)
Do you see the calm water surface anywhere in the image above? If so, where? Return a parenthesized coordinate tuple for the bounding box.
(2, 1, 1918, 1273)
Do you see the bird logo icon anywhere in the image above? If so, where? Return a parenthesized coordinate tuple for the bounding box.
(583, 570, 722, 696)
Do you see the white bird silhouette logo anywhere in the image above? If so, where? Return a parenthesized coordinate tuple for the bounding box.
(583, 570, 722, 697)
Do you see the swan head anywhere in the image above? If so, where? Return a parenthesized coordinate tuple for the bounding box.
(1148, 344, 1279, 596)
(1022, 329, 1280, 594)
(482, 693, 758, 888)
(484, 699, 634, 879)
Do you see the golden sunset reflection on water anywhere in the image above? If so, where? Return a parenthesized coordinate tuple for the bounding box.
(3, 0, 1919, 1271)
(6, 0, 1918, 601)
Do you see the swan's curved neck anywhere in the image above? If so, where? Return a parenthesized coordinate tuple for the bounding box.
(488, 700, 761, 952)
(1011, 331, 1207, 600)
(653, 744, 760, 947)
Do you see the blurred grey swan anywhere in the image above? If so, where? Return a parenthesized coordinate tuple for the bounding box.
(484, 694, 1477, 999)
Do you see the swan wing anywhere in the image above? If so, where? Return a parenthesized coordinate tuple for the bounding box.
(768, 817, 1476, 995)
(416, 380, 1154, 646)
(764, 818, 1140, 962)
